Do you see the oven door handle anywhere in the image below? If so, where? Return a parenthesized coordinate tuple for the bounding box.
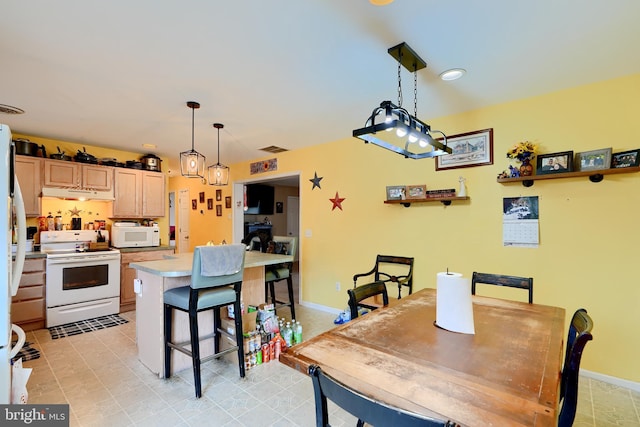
(47, 255, 120, 265)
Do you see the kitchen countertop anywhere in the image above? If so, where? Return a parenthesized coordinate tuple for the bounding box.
(130, 250, 292, 278)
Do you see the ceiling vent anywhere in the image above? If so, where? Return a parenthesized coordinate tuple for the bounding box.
(0, 104, 25, 114)
(260, 146, 288, 153)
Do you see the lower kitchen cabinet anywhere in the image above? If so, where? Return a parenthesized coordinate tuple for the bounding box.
(12, 258, 46, 332)
(120, 248, 175, 312)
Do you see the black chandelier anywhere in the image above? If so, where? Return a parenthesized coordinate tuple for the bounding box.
(207, 123, 229, 186)
(352, 42, 451, 159)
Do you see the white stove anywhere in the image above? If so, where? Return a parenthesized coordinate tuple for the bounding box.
(41, 230, 121, 327)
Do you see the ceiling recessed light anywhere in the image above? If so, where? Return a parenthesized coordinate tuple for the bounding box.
(440, 68, 466, 81)
(370, 0, 394, 5)
(143, 143, 157, 149)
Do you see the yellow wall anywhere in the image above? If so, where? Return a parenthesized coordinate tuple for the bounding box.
(223, 73, 640, 383)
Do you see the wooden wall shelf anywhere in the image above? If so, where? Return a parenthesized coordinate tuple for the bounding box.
(384, 196, 469, 207)
(497, 166, 640, 187)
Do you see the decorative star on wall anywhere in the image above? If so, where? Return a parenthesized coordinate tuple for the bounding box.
(68, 206, 83, 216)
(309, 172, 323, 190)
(329, 192, 345, 211)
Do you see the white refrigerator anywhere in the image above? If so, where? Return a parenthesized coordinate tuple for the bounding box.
(0, 123, 27, 403)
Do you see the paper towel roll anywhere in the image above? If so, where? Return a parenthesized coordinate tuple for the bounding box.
(436, 272, 475, 334)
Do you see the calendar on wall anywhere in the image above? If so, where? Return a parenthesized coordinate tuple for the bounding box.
(502, 196, 539, 248)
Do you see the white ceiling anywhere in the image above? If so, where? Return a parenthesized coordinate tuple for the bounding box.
(2, 1, 640, 174)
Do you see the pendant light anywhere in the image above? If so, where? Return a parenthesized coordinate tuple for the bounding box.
(352, 42, 451, 159)
(180, 101, 206, 178)
(207, 123, 229, 186)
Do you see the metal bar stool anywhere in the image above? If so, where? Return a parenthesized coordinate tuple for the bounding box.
(163, 244, 246, 398)
(264, 236, 297, 319)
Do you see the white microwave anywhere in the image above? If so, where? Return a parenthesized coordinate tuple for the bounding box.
(111, 226, 160, 248)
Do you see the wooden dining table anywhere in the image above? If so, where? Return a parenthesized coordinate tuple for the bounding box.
(279, 288, 565, 427)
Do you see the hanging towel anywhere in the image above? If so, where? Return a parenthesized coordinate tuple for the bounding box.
(199, 244, 245, 277)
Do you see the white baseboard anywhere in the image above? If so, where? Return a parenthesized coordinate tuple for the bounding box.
(299, 300, 342, 315)
(580, 369, 640, 393)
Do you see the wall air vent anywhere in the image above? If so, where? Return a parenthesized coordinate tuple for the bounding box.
(0, 104, 25, 114)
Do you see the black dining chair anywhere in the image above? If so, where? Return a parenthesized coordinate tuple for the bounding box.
(353, 255, 414, 299)
(347, 281, 388, 320)
(471, 272, 533, 303)
(558, 308, 594, 427)
(163, 244, 246, 398)
(309, 364, 458, 427)
(264, 236, 297, 319)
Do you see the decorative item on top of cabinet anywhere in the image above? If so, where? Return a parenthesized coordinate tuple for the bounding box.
(120, 249, 175, 312)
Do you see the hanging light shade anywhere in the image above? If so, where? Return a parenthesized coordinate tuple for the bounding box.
(207, 123, 229, 186)
(180, 101, 206, 178)
(352, 42, 451, 159)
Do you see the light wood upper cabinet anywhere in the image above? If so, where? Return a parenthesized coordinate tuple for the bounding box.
(112, 168, 165, 218)
(15, 156, 43, 217)
(142, 171, 165, 217)
(43, 159, 112, 191)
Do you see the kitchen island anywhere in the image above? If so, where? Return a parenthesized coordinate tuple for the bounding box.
(130, 250, 293, 377)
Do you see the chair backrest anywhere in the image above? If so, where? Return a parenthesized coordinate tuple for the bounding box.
(353, 255, 414, 299)
(309, 365, 456, 427)
(471, 272, 533, 304)
(191, 245, 245, 290)
(270, 235, 297, 258)
(347, 281, 388, 319)
(558, 308, 593, 427)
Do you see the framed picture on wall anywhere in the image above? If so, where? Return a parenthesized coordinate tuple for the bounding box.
(199, 192, 205, 203)
(575, 148, 612, 171)
(435, 128, 494, 171)
(225, 196, 232, 208)
(216, 189, 222, 201)
(191, 199, 197, 210)
(386, 185, 406, 201)
(276, 201, 284, 213)
(611, 149, 640, 168)
(536, 151, 573, 175)
(406, 184, 427, 200)
(216, 204, 222, 216)
(207, 198, 213, 210)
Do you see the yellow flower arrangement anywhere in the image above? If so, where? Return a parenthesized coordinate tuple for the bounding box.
(506, 141, 538, 162)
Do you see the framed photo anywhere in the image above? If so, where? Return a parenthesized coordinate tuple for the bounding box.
(575, 148, 612, 172)
(199, 192, 205, 203)
(386, 185, 406, 200)
(216, 189, 222, 201)
(611, 149, 640, 168)
(216, 204, 222, 216)
(406, 184, 427, 200)
(536, 151, 573, 175)
(191, 199, 197, 210)
(207, 198, 213, 210)
(276, 201, 284, 213)
(435, 128, 493, 171)
(225, 196, 232, 208)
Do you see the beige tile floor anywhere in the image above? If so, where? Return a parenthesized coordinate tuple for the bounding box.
(20, 288, 640, 426)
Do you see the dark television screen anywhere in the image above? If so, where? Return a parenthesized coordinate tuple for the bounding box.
(245, 184, 274, 214)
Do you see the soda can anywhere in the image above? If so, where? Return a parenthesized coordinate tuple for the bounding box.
(262, 343, 270, 363)
(274, 340, 281, 360)
(256, 348, 263, 365)
(269, 341, 275, 361)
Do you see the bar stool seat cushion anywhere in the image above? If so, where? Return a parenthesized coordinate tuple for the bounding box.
(164, 286, 237, 311)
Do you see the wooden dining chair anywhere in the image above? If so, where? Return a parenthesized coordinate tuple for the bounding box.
(309, 364, 458, 427)
(347, 281, 388, 320)
(558, 308, 594, 427)
(471, 272, 533, 303)
(353, 255, 414, 299)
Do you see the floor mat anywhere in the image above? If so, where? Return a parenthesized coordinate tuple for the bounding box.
(48, 314, 129, 340)
(11, 341, 40, 363)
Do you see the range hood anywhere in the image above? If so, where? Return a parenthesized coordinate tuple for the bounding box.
(41, 187, 115, 201)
